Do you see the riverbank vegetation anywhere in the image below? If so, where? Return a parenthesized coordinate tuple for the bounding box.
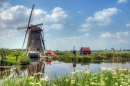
(1, 48, 130, 65)
(0, 49, 30, 66)
(53, 51, 130, 63)
(1, 68, 130, 86)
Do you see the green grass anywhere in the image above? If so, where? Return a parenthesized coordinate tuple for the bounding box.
(0, 49, 30, 65)
(1, 69, 130, 86)
(53, 55, 107, 63)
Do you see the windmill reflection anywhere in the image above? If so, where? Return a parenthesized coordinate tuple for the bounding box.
(73, 63, 76, 72)
(27, 58, 45, 76)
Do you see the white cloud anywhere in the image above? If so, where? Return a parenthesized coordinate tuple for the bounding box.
(100, 31, 130, 43)
(79, 23, 92, 31)
(79, 7, 119, 31)
(45, 7, 68, 22)
(0, 5, 68, 31)
(100, 31, 129, 38)
(93, 8, 118, 26)
(100, 32, 112, 38)
(0, 5, 31, 28)
(115, 31, 129, 39)
(117, 0, 127, 3)
(126, 23, 130, 27)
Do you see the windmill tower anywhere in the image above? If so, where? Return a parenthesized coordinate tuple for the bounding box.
(17, 4, 46, 54)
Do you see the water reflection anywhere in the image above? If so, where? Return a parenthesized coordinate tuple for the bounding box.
(0, 60, 130, 80)
(0, 58, 45, 80)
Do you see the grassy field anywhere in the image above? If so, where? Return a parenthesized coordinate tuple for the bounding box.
(1, 68, 130, 86)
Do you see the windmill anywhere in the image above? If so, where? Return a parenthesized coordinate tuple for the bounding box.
(17, 4, 46, 55)
(73, 46, 76, 56)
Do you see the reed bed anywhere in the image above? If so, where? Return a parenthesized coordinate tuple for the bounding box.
(1, 68, 130, 86)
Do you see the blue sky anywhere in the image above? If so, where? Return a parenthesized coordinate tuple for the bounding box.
(0, 0, 130, 51)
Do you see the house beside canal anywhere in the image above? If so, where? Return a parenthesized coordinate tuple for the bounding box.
(80, 47, 91, 55)
(45, 50, 52, 56)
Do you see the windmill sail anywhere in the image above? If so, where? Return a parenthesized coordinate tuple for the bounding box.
(41, 31, 46, 50)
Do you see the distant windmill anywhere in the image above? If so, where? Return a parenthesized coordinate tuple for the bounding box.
(111, 48, 115, 52)
(73, 46, 76, 56)
(17, 4, 46, 53)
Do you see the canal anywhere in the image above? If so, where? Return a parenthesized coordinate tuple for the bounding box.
(0, 60, 130, 81)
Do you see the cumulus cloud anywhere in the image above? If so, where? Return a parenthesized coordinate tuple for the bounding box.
(0, 5, 29, 28)
(45, 7, 68, 22)
(0, 5, 68, 30)
(126, 23, 130, 27)
(117, 0, 127, 3)
(79, 7, 119, 31)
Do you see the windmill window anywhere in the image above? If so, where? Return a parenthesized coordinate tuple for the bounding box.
(37, 48, 40, 51)
(34, 48, 36, 51)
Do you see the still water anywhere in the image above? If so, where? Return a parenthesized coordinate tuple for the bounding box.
(0, 60, 130, 80)
(44, 61, 130, 78)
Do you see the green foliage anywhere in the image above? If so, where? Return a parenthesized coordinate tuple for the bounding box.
(0, 49, 30, 65)
(104, 53, 113, 58)
(18, 53, 30, 65)
(0, 49, 12, 59)
(91, 56, 105, 60)
(120, 53, 127, 58)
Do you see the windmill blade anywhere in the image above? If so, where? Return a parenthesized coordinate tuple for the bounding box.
(41, 31, 46, 50)
(31, 23, 43, 27)
(28, 4, 35, 28)
(22, 30, 28, 49)
(17, 26, 28, 30)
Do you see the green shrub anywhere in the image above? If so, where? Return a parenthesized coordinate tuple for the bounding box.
(120, 53, 127, 58)
(113, 53, 120, 57)
(81, 56, 91, 62)
(91, 56, 104, 60)
(104, 53, 113, 58)
(18, 53, 30, 65)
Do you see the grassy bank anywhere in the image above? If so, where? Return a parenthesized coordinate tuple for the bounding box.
(53, 51, 130, 63)
(0, 49, 30, 66)
(53, 55, 106, 63)
(1, 69, 130, 86)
